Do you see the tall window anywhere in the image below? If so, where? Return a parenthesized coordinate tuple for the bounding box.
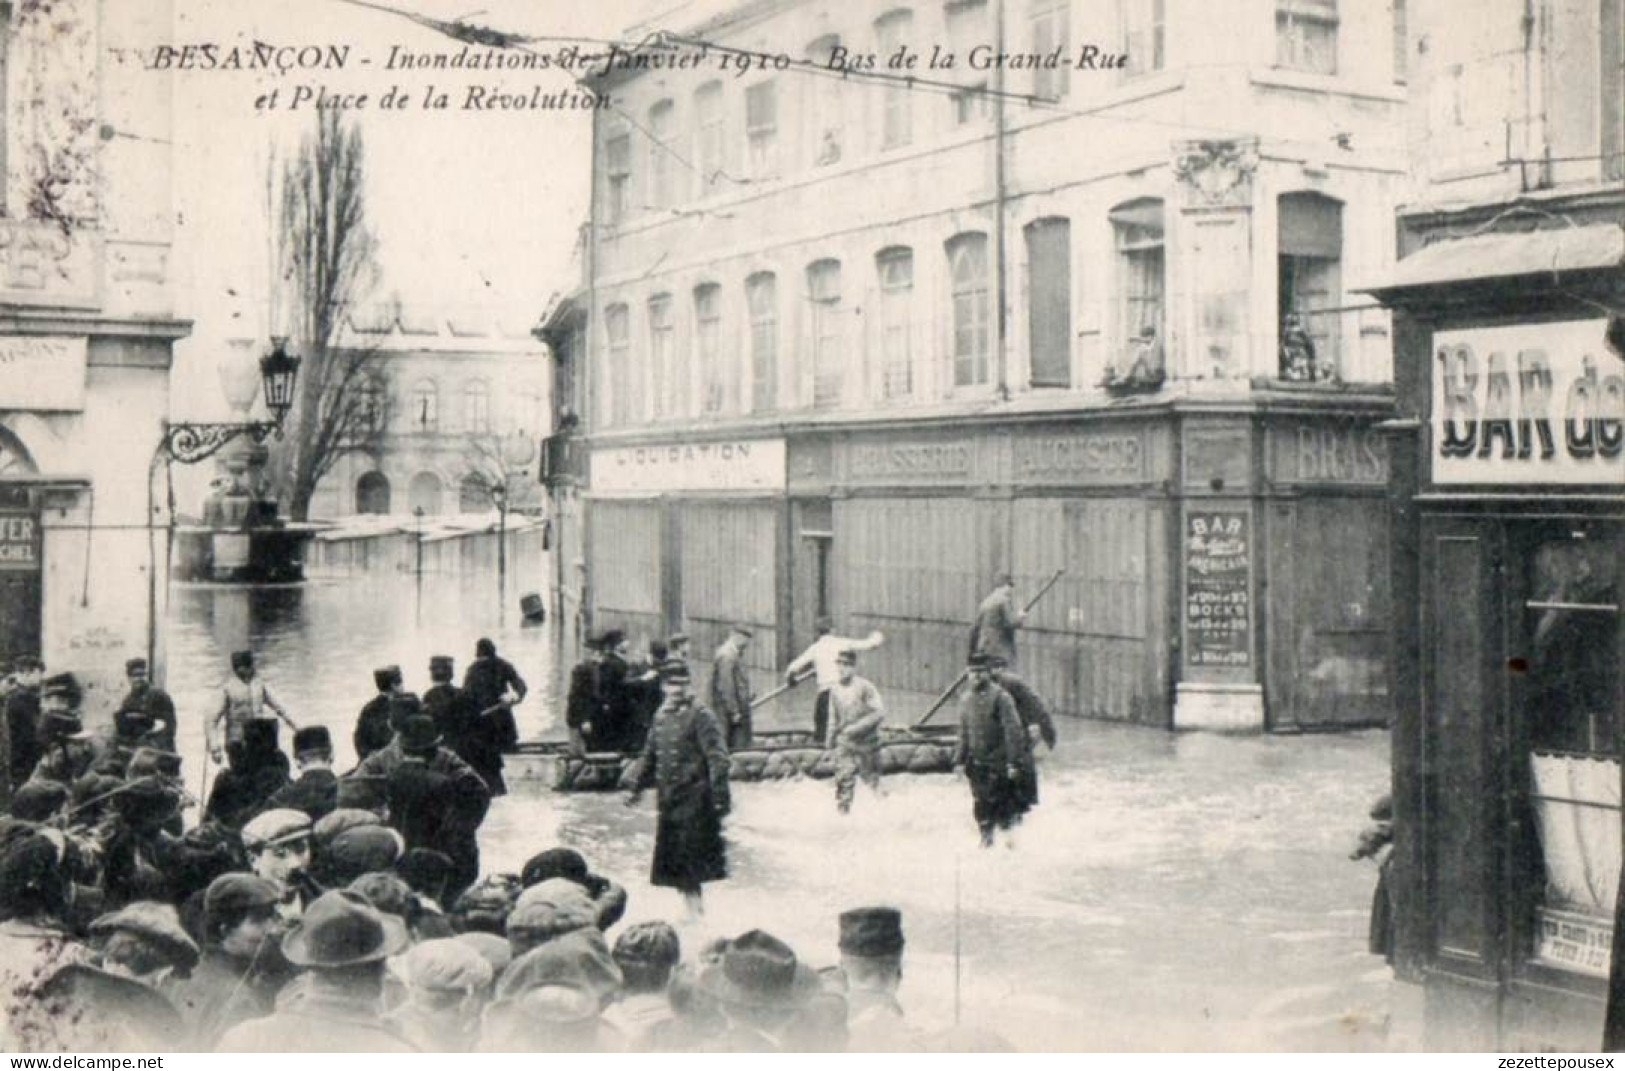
(747, 272, 778, 412)
(1277, 192, 1343, 381)
(875, 11, 914, 149)
(1026, 218, 1071, 388)
(947, 233, 990, 388)
(745, 81, 779, 179)
(647, 99, 677, 209)
(1120, 0, 1166, 75)
(1390, 0, 1406, 82)
(648, 295, 674, 419)
(807, 260, 844, 408)
(356, 377, 386, 436)
(1276, 0, 1337, 75)
(946, 0, 990, 124)
(605, 304, 633, 426)
(464, 379, 490, 433)
(1110, 198, 1165, 373)
(1030, 0, 1070, 99)
(877, 247, 914, 399)
(695, 284, 724, 414)
(411, 379, 439, 432)
(604, 130, 631, 225)
(806, 35, 844, 166)
(694, 82, 725, 194)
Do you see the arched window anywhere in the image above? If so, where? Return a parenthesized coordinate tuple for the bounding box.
(1278, 191, 1344, 381)
(408, 472, 443, 516)
(410, 379, 438, 432)
(875, 11, 914, 149)
(694, 82, 725, 195)
(876, 247, 914, 399)
(806, 259, 843, 408)
(604, 126, 632, 227)
(695, 283, 724, 414)
(648, 99, 677, 209)
(648, 294, 675, 419)
(356, 471, 392, 515)
(605, 304, 633, 426)
(946, 233, 990, 387)
(1109, 197, 1165, 371)
(746, 272, 778, 412)
(464, 379, 491, 433)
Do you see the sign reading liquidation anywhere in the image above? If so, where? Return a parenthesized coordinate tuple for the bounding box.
(1433, 319, 1622, 484)
(591, 438, 787, 494)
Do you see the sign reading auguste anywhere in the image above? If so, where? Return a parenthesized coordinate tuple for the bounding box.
(1433, 319, 1622, 485)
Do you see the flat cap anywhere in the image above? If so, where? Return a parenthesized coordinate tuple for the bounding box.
(90, 901, 199, 973)
(240, 808, 313, 851)
(313, 808, 385, 848)
(401, 937, 494, 993)
(325, 824, 405, 880)
(203, 872, 282, 918)
(508, 879, 597, 940)
(613, 920, 680, 967)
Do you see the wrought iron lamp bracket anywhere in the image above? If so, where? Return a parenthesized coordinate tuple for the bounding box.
(161, 421, 279, 465)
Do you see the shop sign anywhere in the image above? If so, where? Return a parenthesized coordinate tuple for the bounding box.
(0, 336, 87, 411)
(1013, 430, 1145, 484)
(1272, 422, 1388, 484)
(845, 437, 974, 484)
(591, 438, 786, 494)
(1433, 319, 1622, 485)
(1534, 907, 1612, 978)
(1185, 509, 1251, 668)
(0, 511, 41, 572)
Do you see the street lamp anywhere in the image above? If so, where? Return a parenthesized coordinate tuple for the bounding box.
(162, 337, 302, 465)
(492, 480, 509, 621)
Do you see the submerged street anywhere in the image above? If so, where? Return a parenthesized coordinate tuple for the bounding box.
(166, 576, 1395, 1051)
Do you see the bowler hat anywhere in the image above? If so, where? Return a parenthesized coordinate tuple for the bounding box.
(90, 901, 200, 973)
(281, 889, 410, 968)
(241, 808, 313, 851)
(838, 906, 904, 957)
(698, 930, 821, 1009)
(373, 665, 402, 691)
(293, 725, 332, 756)
(396, 714, 441, 753)
(124, 658, 148, 675)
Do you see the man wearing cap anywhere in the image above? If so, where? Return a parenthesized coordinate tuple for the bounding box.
(786, 618, 885, 744)
(826, 649, 889, 815)
(953, 653, 1029, 847)
(460, 638, 525, 796)
(700, 929, 821, 1052)
(839, 906, 923, 1051)
(384, 714, 491, 903)
(564, 633, 603, 757)
(604, 920, 681, 1043)
(387, 937, 494, 1052)
(5, 656, 43, 790)
(622, 659, 731, 919)
(353, 665, 404, 761)
(520, 846, 628, 930)
(423, 655, 477, 762)
(27, 673, 102, 786)
(968, 572, 1027, 667)
(115, 658, 177, 753)
(216, 889, 418, 1052)
(241, 808, 315, 919)
(261, 725, 339, 820)
(165, 873, 293, 1049)
(709, 625, 756, 749)
(988, 655, 1058, 819)
(208, 650, 296, 769)
(590, 629, 652, 755)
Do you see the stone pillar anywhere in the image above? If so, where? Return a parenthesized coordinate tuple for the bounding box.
(1171, 138, 1259, 383)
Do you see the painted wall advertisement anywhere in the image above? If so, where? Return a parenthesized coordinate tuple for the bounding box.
(1186, 509, 1251, 668)
(1433, 319, 1622, 485)
(591, 438, 786, 494)
(0, 511, 41, 571)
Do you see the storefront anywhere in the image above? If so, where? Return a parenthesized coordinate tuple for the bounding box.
(1368, 217, 1625, 1050)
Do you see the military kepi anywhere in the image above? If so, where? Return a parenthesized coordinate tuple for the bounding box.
(839, 906, 905, 957)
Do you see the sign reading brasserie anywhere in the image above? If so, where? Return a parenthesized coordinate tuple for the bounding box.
(1433, 319, 1620, 485)
(1185, 510, 1251, 668)
(592, 439, 786, 494)
(0, 511, 42, 571)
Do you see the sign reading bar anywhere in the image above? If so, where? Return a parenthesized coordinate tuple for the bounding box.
(592, 439, 786, 494)
(1185, 509, 1251, 668)
(0, 336, 87, 411)
(1433, 319, 1620, 485)
(0, 511, 42, 572)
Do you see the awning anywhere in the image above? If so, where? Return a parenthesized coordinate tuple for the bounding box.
(1359, 222, 1624, 298)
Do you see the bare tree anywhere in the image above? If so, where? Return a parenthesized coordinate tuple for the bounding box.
(269, 110, 387, 521)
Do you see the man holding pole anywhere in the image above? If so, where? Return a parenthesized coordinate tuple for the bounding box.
(968, 572, 1026, 667)
(785, 617, 884, 741)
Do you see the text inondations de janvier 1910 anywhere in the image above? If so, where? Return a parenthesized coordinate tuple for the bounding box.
(120, 36, 1132, 115)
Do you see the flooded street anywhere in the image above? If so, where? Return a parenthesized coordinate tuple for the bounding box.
(166, 575, 1396, 1051)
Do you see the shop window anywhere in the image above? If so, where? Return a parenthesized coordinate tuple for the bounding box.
(745, 80, 778, 179)
(694, 82, 725, 195)
(1109, 198, 1165, 382)
(463, 379, 490, 433)
(410, 379, 439, 432)
(605, 303, 633, 426)
(1026, 217, 1071, 388)
(946, 0, 990, 124)
(1276, 0, 1337, 75)
(1277, 191, 1342, 382)
(807, 259, 844, 408)
(604, 130, 631, 225)
(877, 246, 914, 399)
(747, 272, 778, 412)
(647, 99, 677, 210)
(947, 232, 990, 388)
(1120, 0, 1165, 76)
(805, 35, 844, 166)
(1029, 0, 1070, 98)
(695, 283, 724, 414)
(876, 10, 914, 148)
(648, 294, 675, 419)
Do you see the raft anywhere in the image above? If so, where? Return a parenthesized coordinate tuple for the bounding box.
(505, 725, 960, 793)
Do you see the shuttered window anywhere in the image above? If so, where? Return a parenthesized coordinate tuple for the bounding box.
(648, 294, 674, 418)
(808, 259, 844, 408)
(946, 0, 990, 123)
(806, 35, 844, 166)
(1030, 0, 1070, 99)
(605, 304, 632, 426)
(695, 283, 724, 414)
(647, 99, 677, 209)
(694, 82, 725, 194)
(948, 232, 990, 388)
(1111, 198, 1165, 367)
(1026, 217, 1071, 388)
(604, 131, 631, 225)
(745, 81, 778, 178)
(876, 11, 914, 148)
(877, 247, 914, 399)
(747, 272, 778, 412)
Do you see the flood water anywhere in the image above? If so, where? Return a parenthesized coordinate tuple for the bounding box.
(166, 574, 1396, 1051)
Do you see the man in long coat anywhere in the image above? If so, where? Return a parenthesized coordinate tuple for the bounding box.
(384, 715, 491, 903)
(354, 665, 403, 761)
(708, 626, 755, 749)
(968, 572, 1026, 667)
(952, 654, 1028, 847)
(460, 638, 525, 795)
(621, 659, 730, 920)
(593, 630, 654, 754)
(988, 655, 1058, 816)
(423, 655, 478, 762)
(564, 634, 603, 755)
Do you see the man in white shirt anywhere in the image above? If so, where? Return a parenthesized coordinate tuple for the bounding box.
(826, 649, 887, 815)
(208, 650, 296, 768)
(784, 617, 883, 741)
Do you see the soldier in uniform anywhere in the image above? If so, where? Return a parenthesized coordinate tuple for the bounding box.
(354, 665, 404, 761)
(987, 655, 1058, 819)
(261, 726, 340, 821)
(385, 715, 492, 904)
(621, 659, 731, 920)
(826, 649, 888, 815)
(708, 625, 755, 749)
(839, 906, 922, 1052)
(968, 572, 1026, 667)
(115, 658, 177, 753)
(952, 653, 1028, 848)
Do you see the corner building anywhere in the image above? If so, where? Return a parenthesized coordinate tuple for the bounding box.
(574, 0, 1406, 729)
